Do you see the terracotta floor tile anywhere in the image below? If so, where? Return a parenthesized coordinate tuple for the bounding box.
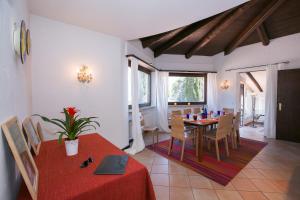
(134, 156, 154, 165)
(154, 186, 169, 200)
(242, 168, 265, 179)
(238, 191, 268, 200)
(186, 168, 201, 176)
(250, 160, 274, 169)
(141, 129, 300, 200)
(151, 174, 169, 186)
(211, 181, 235, 191)
(231, 177, 259, 191)
(152, 164, 169, 174)
(263, 192, 289, 200)
(272, 180, 290, 193)
(169, 175, 190, 188)
(244, 163, 254, 169)
(215, 190, 243, 200)
(168, 163, 187, 175)
(189, 175, 213, 189)
(257, 169, 292, 181)
(136, 149, 156, 158)
(250, 179, 281, 193)
(153, 157, 169, 165)
(169, 187, 194, 200)
(193, 189, 218, 200)
(143, 163, 152, 173)
(235, 171, 247, 178)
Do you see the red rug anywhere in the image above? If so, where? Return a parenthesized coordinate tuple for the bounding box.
(147, 138, 267, 185)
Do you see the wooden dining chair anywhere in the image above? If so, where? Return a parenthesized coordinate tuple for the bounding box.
(140, 114, 159, 147)
(172, 110, 182, 116)
(168, 115, 198, 161)
(193, 107, 201, 114)
(171, 110, 197, 144)
(203, 114, 233, 161)
(223, 108, 234, 114)
(183, 108, 192, 115)
(233, 112, 241, 147)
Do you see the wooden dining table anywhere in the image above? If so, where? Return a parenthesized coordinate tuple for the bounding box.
(184, 118, 219, 162)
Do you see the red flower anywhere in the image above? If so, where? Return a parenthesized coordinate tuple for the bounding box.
(65, 107, 78, 118)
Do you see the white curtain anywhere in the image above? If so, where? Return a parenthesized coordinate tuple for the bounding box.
(207, 73, 218, 112)
(235, 72, 241, 113)
(125, 58, 145, 155)
(156, 71, 171, 133)
(264, 64, 278, 138)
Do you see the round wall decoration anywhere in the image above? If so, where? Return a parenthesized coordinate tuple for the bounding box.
(13, 20, 27, 64)
(26, 29, 31, 55)
(20, 20, 27, 64)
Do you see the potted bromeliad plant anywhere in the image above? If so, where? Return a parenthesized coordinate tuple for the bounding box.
(35, 107, 100, 156)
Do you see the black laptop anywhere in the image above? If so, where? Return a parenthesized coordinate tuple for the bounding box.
(94, 155, 128, 175)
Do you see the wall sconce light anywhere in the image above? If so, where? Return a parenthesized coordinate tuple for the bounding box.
(220, 80, 230, 90)
(77, 65, 92, 83)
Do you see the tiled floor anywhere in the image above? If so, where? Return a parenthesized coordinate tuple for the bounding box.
(132, 126, 300, 200)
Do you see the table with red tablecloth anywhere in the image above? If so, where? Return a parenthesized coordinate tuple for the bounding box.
(18, 133, 155, 200)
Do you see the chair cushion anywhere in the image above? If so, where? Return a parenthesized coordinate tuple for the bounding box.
(143, 127, 158, 132)
(203, 129, 217, 139)
(184, 126, 197, 131)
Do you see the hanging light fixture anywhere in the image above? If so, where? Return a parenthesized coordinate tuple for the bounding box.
(220, 80, 230, 90)
(77, 65, 93, 83)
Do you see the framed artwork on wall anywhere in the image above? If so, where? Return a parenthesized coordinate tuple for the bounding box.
(23, 117, 41, 156)
(1, 117, 39, 200)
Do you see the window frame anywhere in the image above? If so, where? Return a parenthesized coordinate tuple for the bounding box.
(168, 72, 207, 105)
(128, 60, 152, 109)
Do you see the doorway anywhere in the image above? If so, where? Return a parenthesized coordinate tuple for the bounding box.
(239, 71, 266, 138)
(277, 69, 300, 142)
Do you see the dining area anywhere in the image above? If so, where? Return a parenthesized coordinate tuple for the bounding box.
(142, 106, 266, 186)
(168, 108, 241, 162)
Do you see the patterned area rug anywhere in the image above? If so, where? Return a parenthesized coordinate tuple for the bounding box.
(147, 138, 267, 185)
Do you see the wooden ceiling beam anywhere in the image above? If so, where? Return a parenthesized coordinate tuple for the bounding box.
(140, 30, 178, 49)
(256, 24, 270, 46)
(153, 15, 224, 58)
(246, 72, 263, 92)
(185, 1, 256, 59)
(225, 0, 287, 55)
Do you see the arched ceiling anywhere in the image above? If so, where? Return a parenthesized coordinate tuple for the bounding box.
(28, 0, 248, 40)
(140, 0, 300, 58)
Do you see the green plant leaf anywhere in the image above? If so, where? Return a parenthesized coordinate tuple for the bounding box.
(33, 114, 68, 132)
(58, 132, 64, 144)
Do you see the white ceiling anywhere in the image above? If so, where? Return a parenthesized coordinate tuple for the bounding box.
(28, 0, 248, 40)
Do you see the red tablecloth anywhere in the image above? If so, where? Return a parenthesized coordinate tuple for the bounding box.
(18, 133, 155, 200)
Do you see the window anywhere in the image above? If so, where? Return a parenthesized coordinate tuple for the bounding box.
(128, 65, 151, 108)
(168, 73, 206, 105)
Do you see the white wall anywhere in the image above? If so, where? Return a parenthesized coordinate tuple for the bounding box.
(30, 15, 128, 148)
(126, 40, 154, 64)
(0, 0, 31, 199)
(154, 54, 214, 71)
(214, 33, 300, 112)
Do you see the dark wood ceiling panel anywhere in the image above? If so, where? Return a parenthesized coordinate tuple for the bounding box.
(264, 0, 300, 39)
(163, 13, 228, 55)
(140, 27, 184, 49)
(139, 0, 300, 58)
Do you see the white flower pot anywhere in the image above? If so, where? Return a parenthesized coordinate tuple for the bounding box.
(65, 138, 79, 156)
